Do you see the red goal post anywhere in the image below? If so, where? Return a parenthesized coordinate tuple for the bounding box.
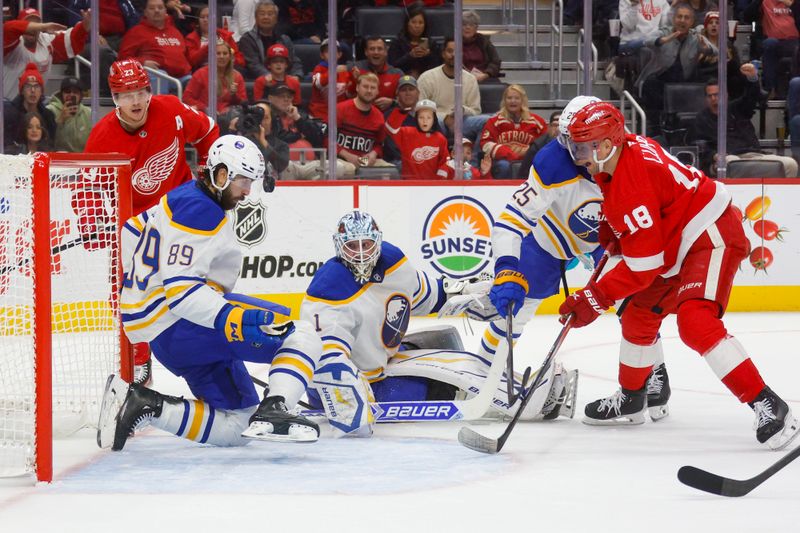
(0, 152, 133, 483)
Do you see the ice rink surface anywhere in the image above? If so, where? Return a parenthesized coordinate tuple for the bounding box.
(2, 312, 799, 533)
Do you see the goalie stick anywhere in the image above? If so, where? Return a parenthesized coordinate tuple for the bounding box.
(677, 442, 800, 497)
(458, 254, 609, 454)
(249, 332, 510, 423)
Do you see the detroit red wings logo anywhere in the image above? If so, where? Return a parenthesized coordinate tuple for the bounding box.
(412, 145, 440, 163)
(132, 138, 180, 195)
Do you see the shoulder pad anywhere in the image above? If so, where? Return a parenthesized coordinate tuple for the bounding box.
(306, 259, 363, 301)
(531, 140, 589, 186)
(164, 181, 226, 234)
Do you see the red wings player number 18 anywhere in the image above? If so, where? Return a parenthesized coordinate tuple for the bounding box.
(84, 59, 220, 384)
(559, 101, 799, 450)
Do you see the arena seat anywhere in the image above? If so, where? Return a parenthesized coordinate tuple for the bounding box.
(726, 159, 785, 178)
(355, 7, 405, 40)
(294, 43, 321, 78)
(479, 82, 508, 115)
(425, 7, 455, 39)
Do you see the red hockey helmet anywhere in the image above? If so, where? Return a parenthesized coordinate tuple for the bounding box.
(567, 101, 625, 146)
(108, 59, 150, 94)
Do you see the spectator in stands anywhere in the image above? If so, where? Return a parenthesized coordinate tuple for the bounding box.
(480, 84, 547, 179)
(118, 0, 193, 93)
(184, 37, 247, 116)
(383, 74, 421, 166)
(187, 13, 246, 71)
(385, 98, 450, 179)
(636, 3, 715, 134)
(336, 72, 395, 177)
(46, 77, 91, 152)
(618, 0, 672, 54)
(164, 0, 195, 35)
(461, 10, 502, 83)
(4, 64, 57, 145)
(2, 7, 91, 101)
(253, 43, 302, 103)
(275, 0, 325, 44)
(231, 0, 259, 41)
(309, 39, 352, 122)
(689, 66, 799, 176)
(686, 0, 715, 27)
(67, 0, 139, 49)
(742, 0, 799, 98)
(437, 138, 486, 179)
(418, 37, 487, 145)
(239, 1, 304, 80)
(388, 6, 442, 79)
(519, 111, 560, 177)
(232, 100, 291, 176)
(697, 11, 747, 95)
(351, 36, 404, 111)
(4, 112, 53, 155)
(268, 83, 341, 180)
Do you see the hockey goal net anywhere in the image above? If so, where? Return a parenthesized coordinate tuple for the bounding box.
(0, 153, 133, 483)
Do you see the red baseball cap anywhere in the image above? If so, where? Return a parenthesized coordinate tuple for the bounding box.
(18, 8, 42, 21)
(267, 44, 289, 61)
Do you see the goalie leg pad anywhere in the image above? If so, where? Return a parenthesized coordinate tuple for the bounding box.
(313, 353, 374, 437)
(402, 325, 464, 351)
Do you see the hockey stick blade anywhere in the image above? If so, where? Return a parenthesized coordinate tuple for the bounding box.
(678, 442, 800, 497)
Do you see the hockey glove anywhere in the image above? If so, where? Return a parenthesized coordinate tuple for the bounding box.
(217, 305, 277, 343)
(558, 281, 613, 328)
(489, 270, 529, 319)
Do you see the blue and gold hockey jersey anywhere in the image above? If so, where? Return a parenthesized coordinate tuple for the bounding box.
(121, 181, 241, 343)
(301, 242, 444, 382)
(493, 139, 603, 261)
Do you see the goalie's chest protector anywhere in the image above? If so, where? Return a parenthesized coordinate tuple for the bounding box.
(303, 243, 418, 373)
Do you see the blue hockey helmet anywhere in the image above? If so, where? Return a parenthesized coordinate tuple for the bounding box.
(333, 211, 383, 284)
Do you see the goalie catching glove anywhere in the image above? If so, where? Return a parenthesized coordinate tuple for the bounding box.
(438, 273, 499, 321)
(215, 305, 295, 344)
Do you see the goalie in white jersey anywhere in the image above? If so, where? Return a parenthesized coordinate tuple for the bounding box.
(299, 211, 575, 437)
(98, 135, 322, 450)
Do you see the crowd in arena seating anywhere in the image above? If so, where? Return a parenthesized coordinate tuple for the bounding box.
(3, 0, 800, 179)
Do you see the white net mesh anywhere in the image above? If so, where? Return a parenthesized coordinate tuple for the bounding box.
(0, 154, 123, 478)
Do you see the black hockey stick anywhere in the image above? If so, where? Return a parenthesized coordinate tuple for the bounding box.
(458, 254, 609, 454)
(678, 442, 800, 497)
(505, 302, 532, 406)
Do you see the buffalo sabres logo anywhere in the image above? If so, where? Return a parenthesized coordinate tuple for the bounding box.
(233, 199, 267, 247)
(568, 200, 602, 243)
(382, 294, 411, 348)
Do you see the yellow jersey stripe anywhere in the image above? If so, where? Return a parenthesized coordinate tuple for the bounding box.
(124, 304, 170, 331)
(186, 401, 205, 441)
(483, 330, 501, 347)
(305, 257, 409, 305)
(412, 273, 427, 305)
(271, 356, 314, 381)
(130, 216, 144, 232)
(546, 209, 581, 255)
(162, 196, 227, 236)
(323, 342, 351, 355)
(536, 216, 568, 259)
(165, 283, 196, 300)
(531, 168, 581, 190)
(120, 287, 165, 310)
(499, 211, 531, 232)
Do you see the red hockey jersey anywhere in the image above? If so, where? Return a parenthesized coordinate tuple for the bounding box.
(336, 99, 386, 158)
(310, 63, 352, 121)
(596, 134, 731, 300)
(385, 124, 449, 179)
(480, 113, 547, 160)
(85, 95, 219, 215)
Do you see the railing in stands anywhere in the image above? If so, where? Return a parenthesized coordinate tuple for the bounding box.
(576, 28, 598, 96)
(620, 90, 646, 136)
(549, 0, 564, 100)
(74, 56, 183, 100)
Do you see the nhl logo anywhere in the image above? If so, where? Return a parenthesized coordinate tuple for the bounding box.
(233, 199, 267, 247)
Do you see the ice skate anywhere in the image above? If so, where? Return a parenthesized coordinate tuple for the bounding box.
(749, 386, 800, 450)
(133, 357, 153, 386)
(97, 374, 129, 449)
(242, 396, 320, 443)
(542, 367, 579, 420)
(583, 385, 646, 425)
(646, 363, 671, 421)
(112, 383, 173, 451)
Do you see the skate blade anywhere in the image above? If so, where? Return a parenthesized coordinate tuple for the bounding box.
(766, 412, 800, 450)
(241, 421, 319, 443)
(582, 410, 646, 426)
(648, 404, 669, 421)
(97, 374, 129, 449)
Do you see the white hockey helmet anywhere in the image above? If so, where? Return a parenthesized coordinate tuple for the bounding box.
(206, 135, 266, 192)
(557, 95, 601, 147)
(333, 211, 383, 284)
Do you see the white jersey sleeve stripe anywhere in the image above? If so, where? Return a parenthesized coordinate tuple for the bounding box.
(623, 252, 665, 272)
(494, 221, 525, 239)
(536, 216, 568, 259)
(167, 284, 205, 311)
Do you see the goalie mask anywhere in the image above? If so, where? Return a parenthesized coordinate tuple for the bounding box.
(206, 135, 266, 193)
(334, 211, 383, 284)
